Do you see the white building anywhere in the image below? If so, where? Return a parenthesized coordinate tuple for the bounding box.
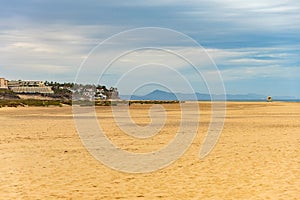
(8, 80, 45, 88)
(8, 80, 53, 94)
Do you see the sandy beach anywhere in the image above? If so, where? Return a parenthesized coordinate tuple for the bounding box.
(0, 102, 299, 199)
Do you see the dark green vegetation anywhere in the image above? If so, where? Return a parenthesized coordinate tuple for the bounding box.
(0, 99, 181, 108)
(44, 81, 73, 99)
(128, 100, 180, 105)
(0, 99, 72, 108)
(45, 81, 118, 100)
(73, 100, 113, 107)
(0, 89, 20, 99)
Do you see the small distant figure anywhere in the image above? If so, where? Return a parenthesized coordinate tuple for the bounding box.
(267, 96, 272, 102)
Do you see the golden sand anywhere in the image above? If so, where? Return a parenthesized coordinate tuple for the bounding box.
(0, 102, 299, 199)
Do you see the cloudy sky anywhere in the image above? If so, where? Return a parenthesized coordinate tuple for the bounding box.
(0, 0, 299, 97)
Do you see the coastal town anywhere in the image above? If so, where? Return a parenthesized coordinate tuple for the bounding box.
(1, 77, 181, 107)
(0, 77, 119, 102)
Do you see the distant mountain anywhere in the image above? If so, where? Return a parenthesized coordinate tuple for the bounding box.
(139, 89, 177, 100)
(120, 90, 297, 101)
(121, 90, 178, 101)
(121, 90, 212, 101)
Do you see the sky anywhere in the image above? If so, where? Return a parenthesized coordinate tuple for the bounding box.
(0, 0, 299, 97)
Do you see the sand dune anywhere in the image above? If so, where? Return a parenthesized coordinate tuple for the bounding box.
(0, 102, 299, 199)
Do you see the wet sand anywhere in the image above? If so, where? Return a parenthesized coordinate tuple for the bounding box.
(0, 102, 299, 199)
